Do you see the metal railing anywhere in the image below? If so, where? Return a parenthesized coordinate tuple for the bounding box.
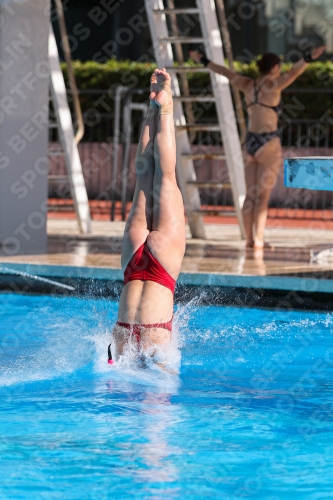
(48, 87, 333, 221)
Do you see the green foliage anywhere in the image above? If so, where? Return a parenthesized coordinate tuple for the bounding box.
(63, 59, 333, 121)
(63, 59, 158, 89)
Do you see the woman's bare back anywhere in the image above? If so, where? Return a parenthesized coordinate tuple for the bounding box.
(245, 78, 282, 133)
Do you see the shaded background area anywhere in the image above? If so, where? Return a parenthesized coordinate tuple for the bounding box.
(52, 0, 332, 63)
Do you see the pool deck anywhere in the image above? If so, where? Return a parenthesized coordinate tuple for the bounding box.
(1, 219, 333, 293)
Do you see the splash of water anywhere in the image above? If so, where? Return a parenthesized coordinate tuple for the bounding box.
(92, 309, 186, 391)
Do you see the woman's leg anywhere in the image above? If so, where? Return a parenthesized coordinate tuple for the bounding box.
(121, 75, 159, 270)
(147, 68, 186, 279)
(242, 156, 258, 247)
(253, 138, 282, 248)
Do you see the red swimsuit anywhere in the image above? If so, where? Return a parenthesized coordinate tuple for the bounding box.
(117, 239, 175, 334)
(123, 240, 175, 293)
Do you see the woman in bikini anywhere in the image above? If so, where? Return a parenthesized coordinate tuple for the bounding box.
(108, 68, 185, 366)
(190, 47, 325, 249)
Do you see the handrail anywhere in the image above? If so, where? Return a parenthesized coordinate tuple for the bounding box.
(54, 0, 84, 144)
(215, 0, 247, 144)
(111, 86, 127, 220)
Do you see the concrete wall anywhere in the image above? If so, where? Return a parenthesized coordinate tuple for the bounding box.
(0, 0, 50, 255)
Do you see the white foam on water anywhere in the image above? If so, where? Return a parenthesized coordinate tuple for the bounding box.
(6, 289, 328, 390)
(0, 318, 94, 388)
(0, 293, 193, 391)
(92, 308, 188, 391)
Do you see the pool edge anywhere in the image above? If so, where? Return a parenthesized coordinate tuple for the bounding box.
(0, 261, 332, 293)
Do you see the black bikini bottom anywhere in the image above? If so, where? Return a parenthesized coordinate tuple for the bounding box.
(245, 130, 279, 157)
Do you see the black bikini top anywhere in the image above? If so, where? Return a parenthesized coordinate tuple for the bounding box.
(248, 80, 283, 117)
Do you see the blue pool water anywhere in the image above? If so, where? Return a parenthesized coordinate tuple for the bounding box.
(1, 292, 333, 499)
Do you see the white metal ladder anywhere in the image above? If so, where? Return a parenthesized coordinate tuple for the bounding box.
(48, 23, 91, 234)
(144, 0, 246, 239)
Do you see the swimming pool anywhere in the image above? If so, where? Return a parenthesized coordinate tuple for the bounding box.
(1, 292, 333, 499)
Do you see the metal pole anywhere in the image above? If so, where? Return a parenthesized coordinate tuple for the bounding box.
(49, 24, 91, 234)
(215, 0, 247, 143)
(111, 86, 126, 220)
(121, 102, 148, 221)
(121, 93, 132, 221)
(54, 0, 85, 144)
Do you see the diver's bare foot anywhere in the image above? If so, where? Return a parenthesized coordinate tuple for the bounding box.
(245, 240, 254, 248)
(154, 68, 173, 115)
(149, 73, 158, 107)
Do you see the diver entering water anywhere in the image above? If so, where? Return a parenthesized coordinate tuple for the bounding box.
(108, 68, 185, 368)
